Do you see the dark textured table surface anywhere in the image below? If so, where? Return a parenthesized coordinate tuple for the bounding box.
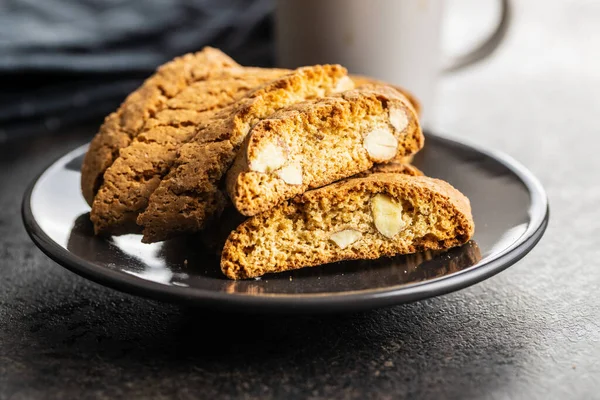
(1, 1, 599, 399)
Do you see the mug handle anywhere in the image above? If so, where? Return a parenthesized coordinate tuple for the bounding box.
(442, 0, 512, 73)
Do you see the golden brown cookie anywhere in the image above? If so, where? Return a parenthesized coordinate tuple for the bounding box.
(137, 65, 354, 243)
(90, 67, 288, 236)
(226, 85, 424, 216)
(80, 47, 241, 206)
(221, 173, 474, 279)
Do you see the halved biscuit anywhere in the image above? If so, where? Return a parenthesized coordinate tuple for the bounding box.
(138, 65, 354, 243)
(90, 68, 288, 236)
(221, 174, 474, 279)
(81, 47, 241, 206)
(226, 85, 424, 216)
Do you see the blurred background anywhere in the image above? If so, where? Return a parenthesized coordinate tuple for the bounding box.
(1, 0, 598, 158)
(0, 0, 276, 139)
(0, 0, 528, 140)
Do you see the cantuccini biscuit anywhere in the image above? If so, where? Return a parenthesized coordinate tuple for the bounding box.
(137, 65, 354, 242)
(81, 47, 241, 206)
(90, 67, 288, 235)
(226, 85, 424, 216)
(221, 174, 474, 279)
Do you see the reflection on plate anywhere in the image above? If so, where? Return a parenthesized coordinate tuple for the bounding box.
(23, 133, 549, 312)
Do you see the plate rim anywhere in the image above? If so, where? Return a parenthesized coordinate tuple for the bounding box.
(21, 134, 550, 312)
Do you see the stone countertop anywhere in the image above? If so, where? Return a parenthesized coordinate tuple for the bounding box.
(1, 0, 599, 398)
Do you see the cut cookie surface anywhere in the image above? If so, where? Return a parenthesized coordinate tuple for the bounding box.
(221, 174, 474, 280)
(138, 64, 354, 243)
(226, 85, 424, 216)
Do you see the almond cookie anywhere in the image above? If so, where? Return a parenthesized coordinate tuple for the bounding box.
(226, 85, 424, 216)
(221, 173, 474, 279)
(80, 47, 241, 206)
(90, 67, 288, 236)
(138, 65, 354, 243)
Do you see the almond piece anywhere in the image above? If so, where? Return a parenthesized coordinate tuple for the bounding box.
(330, 229, 362, 249)
(277, 162, 303, 185)
(248, 140, 287, 173)
(371, 194, 405, 238)
(363, 128, 398, 162)
(389, 107, 408, 131)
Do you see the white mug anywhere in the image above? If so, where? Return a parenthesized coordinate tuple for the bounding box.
(275, 0, 510, 125)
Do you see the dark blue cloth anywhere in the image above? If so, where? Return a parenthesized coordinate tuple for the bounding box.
(0, 0, 274, 139)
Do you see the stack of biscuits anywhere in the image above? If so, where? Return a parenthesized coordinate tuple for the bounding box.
(81, 47, 474, 279)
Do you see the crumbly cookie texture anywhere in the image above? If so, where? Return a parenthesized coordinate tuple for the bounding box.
(350, 74, 421, 116)
(80, 47, 241, 206)
(202, 161, 422, 253)
(90, 68, 288, 236)
(226, 85, 424, 216)
(220, 174, 474, 279)
(137, 65, 354, 243)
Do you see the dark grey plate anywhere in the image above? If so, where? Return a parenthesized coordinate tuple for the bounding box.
(22, 133, 549, 313)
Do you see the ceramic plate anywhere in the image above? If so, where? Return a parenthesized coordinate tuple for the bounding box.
(22, 133, 549, 312)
